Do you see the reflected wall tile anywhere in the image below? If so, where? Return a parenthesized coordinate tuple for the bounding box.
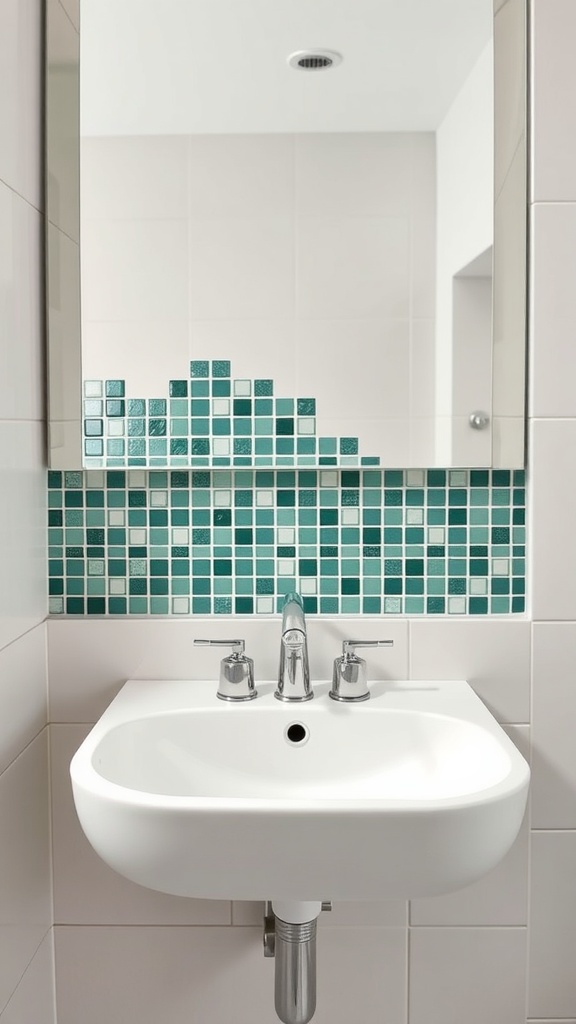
(295, 133, 413, 217)
(189, 218, 294, 320)
(82, 136, 188, 222)
(189, 134, 295, 218)
(81, 219, 189, 323)
(295, 319, 410, 421)
(296, 217, 410, 320)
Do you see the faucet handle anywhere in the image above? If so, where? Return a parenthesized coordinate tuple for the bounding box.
(194, 639, 257, 702)
(329, 639, 393, 703)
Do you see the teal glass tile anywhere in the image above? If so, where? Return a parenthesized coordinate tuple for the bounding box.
(190, 361, 209, 378)
(173, 439, 190, 455)
(106, 399, 125, 417)
(149, 418, 167, 437)
(49, 459, 526, 618)
(84, 419, 103, 437)
(340, 438, 358, 455)
(297, 399, 315, 415)
(211, 379, 230, 398)
(149, 399, 166, 416)
(212, 360, 230, 378)
(106, 380, 125, 398)
(169, 380, 188, 397)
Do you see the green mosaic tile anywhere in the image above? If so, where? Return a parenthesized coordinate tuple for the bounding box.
(48, 468, 527, 618)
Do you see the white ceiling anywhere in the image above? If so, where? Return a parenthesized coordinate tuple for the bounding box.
(81, 0, 492, 136)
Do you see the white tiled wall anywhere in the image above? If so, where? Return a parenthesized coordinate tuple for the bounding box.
(44, 0, 576, 1022)
(0, 1, 52, 1022)
(81, 132, 436, 466)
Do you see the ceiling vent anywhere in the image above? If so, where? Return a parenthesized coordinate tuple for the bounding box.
(287, 50, 343, 71)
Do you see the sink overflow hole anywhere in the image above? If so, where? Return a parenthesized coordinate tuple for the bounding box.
(285, 722, 309, 745)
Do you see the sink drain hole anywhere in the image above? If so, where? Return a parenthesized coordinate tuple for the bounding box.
(285, 722, 309, 745)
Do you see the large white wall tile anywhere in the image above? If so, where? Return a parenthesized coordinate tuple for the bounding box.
(82, 137, 189, 222)
(189, 134, 295, 218)
(0, 625, 47, 774)
(47, 617, 409, 723)
(0, 732, 51, 1014)
(0, 423, 46, 652)
(295, 133, 413, 217)
(410, 320, 436, 418)
(409, 619, 531, 722)
(54, 925, 406, 1024)
(532, 623, 576, 827)
(0, 184, 44, 421)
(81, 219, 189, 322)
(51, 725, 230, 925)
(531, 0, 576, 201)
(530, 204, 576, 417)
(529, 419, 576, 620)
(0, 932, 55, 1024)
(189, 217, 294, 320)
(409, 927, 527, 1024)
(295, 319, 410, 421)
(0, 0, 42, 208)
(528, 832, 576, 1018)
(296, 217, 409, 320)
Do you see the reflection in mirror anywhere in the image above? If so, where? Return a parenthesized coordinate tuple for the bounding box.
(46, 0, 526, 470)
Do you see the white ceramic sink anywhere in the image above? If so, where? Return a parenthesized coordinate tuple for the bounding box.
(70, 679, 529, 902)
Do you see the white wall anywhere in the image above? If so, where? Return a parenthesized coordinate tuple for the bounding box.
(46, 0, 576, 1020)
(80, 131, 437, 467)
(0, 0, 53, 1021)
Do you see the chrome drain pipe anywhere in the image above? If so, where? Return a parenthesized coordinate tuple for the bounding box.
(265, 901, 331, 1024)
(274, 916, 317, 1024)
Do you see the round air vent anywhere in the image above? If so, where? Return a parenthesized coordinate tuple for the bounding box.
(288, 50, 343, 71)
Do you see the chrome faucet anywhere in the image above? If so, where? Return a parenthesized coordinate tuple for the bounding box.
(275, 592, 313, 702)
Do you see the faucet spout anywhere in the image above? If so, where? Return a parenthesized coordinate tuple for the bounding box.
(275, 593, 313, 702)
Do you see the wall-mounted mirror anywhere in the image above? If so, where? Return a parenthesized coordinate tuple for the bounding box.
(46, 0, 527, 471)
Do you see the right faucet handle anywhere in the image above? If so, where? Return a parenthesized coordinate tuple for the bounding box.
(329, 640, 394, 703)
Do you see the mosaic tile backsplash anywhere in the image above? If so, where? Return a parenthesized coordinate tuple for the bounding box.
(48, 468, 526, 616)
(83, 362, 380, 469)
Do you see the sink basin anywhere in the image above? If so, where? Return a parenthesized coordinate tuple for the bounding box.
(70, 679, 529, 902)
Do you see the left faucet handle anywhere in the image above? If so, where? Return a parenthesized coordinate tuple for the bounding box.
(194, 639, 257, 702)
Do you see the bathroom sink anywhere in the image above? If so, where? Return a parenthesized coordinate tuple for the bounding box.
(70, 679, 529, 902)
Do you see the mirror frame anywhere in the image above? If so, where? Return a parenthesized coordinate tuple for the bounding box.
(45, 0, 527, 470)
